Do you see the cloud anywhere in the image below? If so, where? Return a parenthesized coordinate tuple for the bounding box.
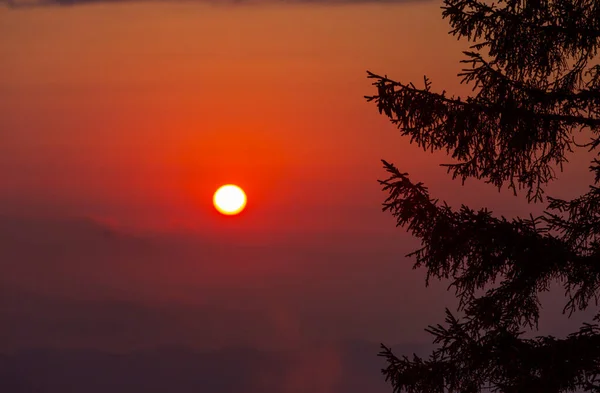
(1, 0, 429, 8)
(0, 213, 444, 352)
(0, 287, 280, 351)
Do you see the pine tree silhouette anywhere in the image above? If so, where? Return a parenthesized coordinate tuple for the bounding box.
(365, 1, 600, 392)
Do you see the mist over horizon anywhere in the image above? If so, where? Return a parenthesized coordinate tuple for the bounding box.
(1, 341, 427, 393)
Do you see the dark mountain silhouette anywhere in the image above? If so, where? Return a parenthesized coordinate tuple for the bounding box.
(0, 341, 430, 393)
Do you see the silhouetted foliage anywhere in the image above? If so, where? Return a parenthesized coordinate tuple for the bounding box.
(365, 0, 600, 392)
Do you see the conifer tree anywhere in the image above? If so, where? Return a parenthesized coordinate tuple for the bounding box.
(365, 1, 600, 392)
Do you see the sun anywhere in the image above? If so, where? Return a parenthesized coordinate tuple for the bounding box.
(213, 184, 247, 215)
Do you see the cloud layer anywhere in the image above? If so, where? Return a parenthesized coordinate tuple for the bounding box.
(0, 214, 443, 352)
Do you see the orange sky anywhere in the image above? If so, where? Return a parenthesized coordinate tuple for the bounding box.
(0, 2, 468, 229)
(0, 1, 596, 352)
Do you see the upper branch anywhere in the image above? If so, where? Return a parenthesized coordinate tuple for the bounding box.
(442, 0, 600, 80)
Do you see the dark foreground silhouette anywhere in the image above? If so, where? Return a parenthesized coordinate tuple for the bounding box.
(366, 0, 600, 391)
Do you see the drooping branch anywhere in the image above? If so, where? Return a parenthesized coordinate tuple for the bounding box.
(366, 71, 598, 200)
(379, 160, 600, 326)
(381, 311, 600, 393)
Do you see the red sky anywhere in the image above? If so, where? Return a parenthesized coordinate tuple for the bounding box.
(0, 0, 596, 354)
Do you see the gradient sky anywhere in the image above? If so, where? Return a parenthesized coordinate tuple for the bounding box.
(0, 0, 596, 355)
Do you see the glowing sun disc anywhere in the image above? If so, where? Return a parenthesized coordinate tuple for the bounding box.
(213, 185, 247, 215)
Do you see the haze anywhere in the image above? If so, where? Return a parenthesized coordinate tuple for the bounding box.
(0, 1, 595, 391)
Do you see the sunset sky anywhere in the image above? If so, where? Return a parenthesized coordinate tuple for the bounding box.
(1, 0, 596, 362)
